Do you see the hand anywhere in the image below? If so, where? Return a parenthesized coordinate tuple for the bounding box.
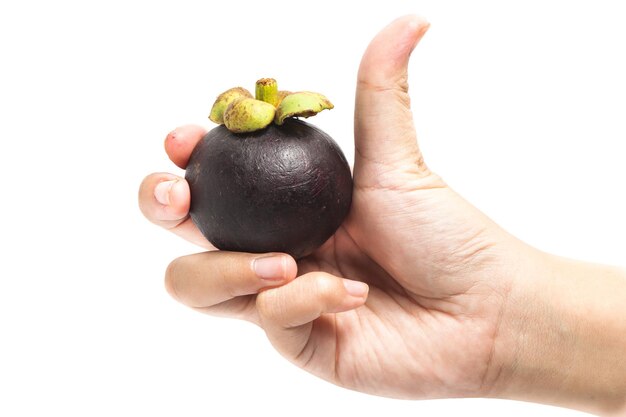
(140, 14, 510, 397)
(139, 16, 626, 416)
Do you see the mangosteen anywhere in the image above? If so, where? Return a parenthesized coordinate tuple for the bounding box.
(186, 78, 352, 259)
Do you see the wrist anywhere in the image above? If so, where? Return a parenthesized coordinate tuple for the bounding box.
(489, 246, 626, 415)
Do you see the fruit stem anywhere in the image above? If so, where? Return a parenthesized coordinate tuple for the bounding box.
(255, 78, 279, 107)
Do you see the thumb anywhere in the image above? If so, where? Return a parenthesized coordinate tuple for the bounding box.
(354, 15, 430, 184)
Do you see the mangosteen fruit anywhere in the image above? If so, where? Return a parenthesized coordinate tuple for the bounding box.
(186, 78, 352, 259)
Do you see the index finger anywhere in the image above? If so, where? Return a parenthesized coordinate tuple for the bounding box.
(164, 125, 208, 169)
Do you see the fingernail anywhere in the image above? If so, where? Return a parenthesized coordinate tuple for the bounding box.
(154, 180, 176, 205)
(253, 256, 286, 280)
(343, 279, 368, 297)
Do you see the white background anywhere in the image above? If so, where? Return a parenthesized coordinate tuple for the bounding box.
(1, 0, 624, 416)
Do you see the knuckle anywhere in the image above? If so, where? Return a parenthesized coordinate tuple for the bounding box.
(356, 77, 409, 95)
(312, 274, 342, 310)
(312, 273, 338, 297)
(215, 254, 253, 298)
(314, 274, 335, 295)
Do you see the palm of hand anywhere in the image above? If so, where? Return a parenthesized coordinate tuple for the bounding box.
(275, 171, 510, 399)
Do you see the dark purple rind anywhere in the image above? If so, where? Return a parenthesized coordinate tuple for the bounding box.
(185, 119, 353, 259)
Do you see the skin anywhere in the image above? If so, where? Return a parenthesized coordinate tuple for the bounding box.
(138, 16, 626, 416)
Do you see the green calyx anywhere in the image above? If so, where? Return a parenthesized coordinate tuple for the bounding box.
(209, 78, 333, 133)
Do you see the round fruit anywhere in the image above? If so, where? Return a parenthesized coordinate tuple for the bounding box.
(186, 118, 352, 259)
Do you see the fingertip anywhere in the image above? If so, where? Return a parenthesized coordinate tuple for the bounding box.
(140, 172, 193, 225)
(342, 279, 369, 298)
(139, 172, 182, 220)
(390, 14, 430, 40)
(400, 14, 430, 30)
(331, 279, 368, 313)
(359, 14, 430, 86)
(407, 15, 430, 51)
(164, 125, 207, 169)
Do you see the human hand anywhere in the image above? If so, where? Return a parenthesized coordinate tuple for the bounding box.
(139, 15, 626, 416)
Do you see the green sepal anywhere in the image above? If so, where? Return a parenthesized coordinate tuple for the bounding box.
(209, 87, 253, 124)
(275, 92, 334, 125)
(223, 98, 276, 133)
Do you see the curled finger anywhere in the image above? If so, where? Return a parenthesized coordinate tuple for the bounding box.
(165, 251, 298, 322)
(256, 272, 368, 357)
